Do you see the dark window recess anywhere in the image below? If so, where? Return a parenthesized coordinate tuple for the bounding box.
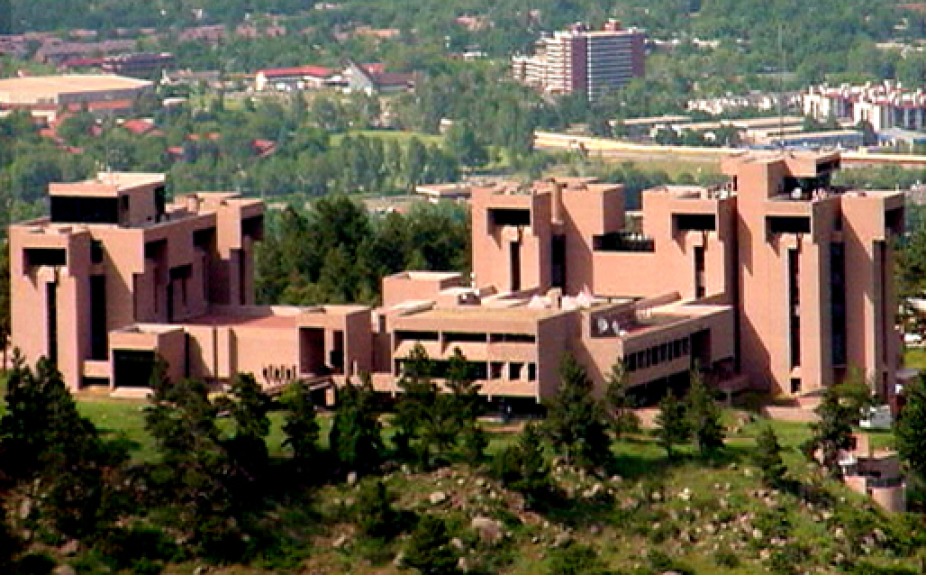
(593, 232, 655, 252)
(490, 333, 536, 343)
(169, 264, 192, 281)
(768, 216, 811, 235)
(119, 196, 130, 221)
(551, 235, 566, 288)
(694, 246, 706, 299)
(886, 207, 904, 235)
(113, 350, 156, 388)
(155, 185, 167, 221)
(144, 240, 166, 260)
(675, 214, 716, 231)
(90, 276, 108, 360)
(396, 330, 440, 342)
(242, 215, 264, 240)
(789, 249, 801, 368)
(510, 241, 521, 292)
(790, 378, 802, 394)
(830, 243, 847, 366)
(26, 248, 67, 267)
(490, 208, 531, 227)
(46, 282, 57, 366)
(50, 196, 118, 224)
(90, 240, 104, 264)
(193, 228, 215, 249)
(445, 332, 489, 343)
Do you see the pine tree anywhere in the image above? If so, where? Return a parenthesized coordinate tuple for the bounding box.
(492, 422, 553, 509)
(754, 425, 787, 488)
(809, 386, 854, 477)
(329, 373, 384, 475)
(0, 354, 127, 540)
(895, 377, 926, 480)
(686, 369, 725, 455)
(282, 381, 321, 474)
(542, 353, 612, 470)
(355, 480, 399, 540)
(655, 391, 690, 459)
(445, 347, 487, 462)
(604, 360, 640, 438)
(394, 344, 441, 467)
(220, 373, 272, 484)
(403, 514, 459, 575)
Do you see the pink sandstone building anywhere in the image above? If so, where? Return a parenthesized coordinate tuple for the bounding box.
(7, 151, 905, 404)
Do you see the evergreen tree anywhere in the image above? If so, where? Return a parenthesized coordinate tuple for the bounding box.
(542, 353, 612, 470)
(895, 377, 926, 480)
(355, 480, 399, 540)
(0, 354, 128, 540)
(492, 422, 553, 509)
(282, 381, 321, 473)
(754, 425, 787, 488)
(329, 373, 383, 475)
(144, 370, 240, 557)
(604, 360, 639, 438)
(686, 369, 725, 455)
(445, 348, 487, 462)
(393, 344, 441, 467)
(809, 386, 855, 477)
(220, 373, 272, 485)
(444, 121, 488, 169)
(655, 392, 690, 459)
(403, 514, 459, 575)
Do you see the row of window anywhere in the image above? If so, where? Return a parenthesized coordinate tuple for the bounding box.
(394, 359, 537, 382)
(395, 331, 536, 344)
(625, 336, 690, 372)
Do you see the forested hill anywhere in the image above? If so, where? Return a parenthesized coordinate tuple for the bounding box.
(5, 0, 907, 66)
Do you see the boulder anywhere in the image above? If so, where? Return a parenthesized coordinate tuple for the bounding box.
(53, 567, 76, 575)
(429, 491, 448, 505)
(471, 516, 503, 544)
(346, 471, 358, 486)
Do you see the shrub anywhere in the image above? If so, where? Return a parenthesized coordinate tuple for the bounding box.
(546, 542, 608, 575)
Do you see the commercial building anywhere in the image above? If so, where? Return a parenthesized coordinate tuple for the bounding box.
(803, 82, 926, 133)
(0, 74, 154, 119)
(8, 151, 903, 405)
(512, 20, 645, 103)
(254, 65, 337, 92)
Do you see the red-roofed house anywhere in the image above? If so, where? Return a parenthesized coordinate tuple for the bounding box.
(255, 65, 337, 91)
(120, 118, 156, 136)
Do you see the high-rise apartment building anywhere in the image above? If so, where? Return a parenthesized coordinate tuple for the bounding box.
(512, 20, 645, 102)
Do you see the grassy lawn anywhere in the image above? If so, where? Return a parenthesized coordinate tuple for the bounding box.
(904, 347, 926, 371)
(331, 129, 444, 147)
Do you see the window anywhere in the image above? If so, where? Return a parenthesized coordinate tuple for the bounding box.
(26, 248, 66, 267)
(790, 378, 802, 394)
(527, 363, 537, 381)
(510, 363, 524, 380)
(90, 240, 104, 264)
(490, 208, 531, 226)
(768, 216, 811, 235)
(675, 214, 716, 231)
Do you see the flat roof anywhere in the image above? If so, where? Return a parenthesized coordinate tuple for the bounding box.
(50, 172, 164, 197)
(184, 312, 296, 329)
(0, 74, 153, 95)
(405, 305, 565, 322)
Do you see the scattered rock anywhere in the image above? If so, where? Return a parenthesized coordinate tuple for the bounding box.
(552, 532, 571, 548)
(752, 528, 763, 540)
(590, 524, 602, 536)
(430, 491, 448, 505)
(53, 567, 77, 575)
(678, 487, 692, 502)
(457, 556, 470, 572)
(451, 537, 465, 551)
(332, 535, 349, 549)
(18, 499, 31, 520)
(346, 471, 358, 486)
(393, 551, 406, 567)
(58, 540, 79, 556)
(582, 483, 604, 499)
(192, 567, 208, 575)
(471, 516, 503, 544)
(475, 478, 487, 487)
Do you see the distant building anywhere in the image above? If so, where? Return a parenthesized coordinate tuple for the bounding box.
(61, 52, 175, 79)
(687, 92, 800, 116)
(512, 20, 645, 103)
(803, 81, 926, 132)
(0, 74, 154, 120)
(344, 60, 415, 95)
(254, 65, 337, 92)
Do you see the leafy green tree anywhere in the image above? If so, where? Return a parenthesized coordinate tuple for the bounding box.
(282, 381, 321, 473)
(444, 121, 488, 169)
(655, 392, 690, 459)
(492, 422, 553, 510)
(754, 425, 787, 488)
(329, 373, 384, 475)
(895, 377, 926, 480)
(686, 369, 725, 455)
(604, 360, 639, 438)
(809, 386, 855, 477)
(542, 353, 612, 470)
(403, 514, 459, 575)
